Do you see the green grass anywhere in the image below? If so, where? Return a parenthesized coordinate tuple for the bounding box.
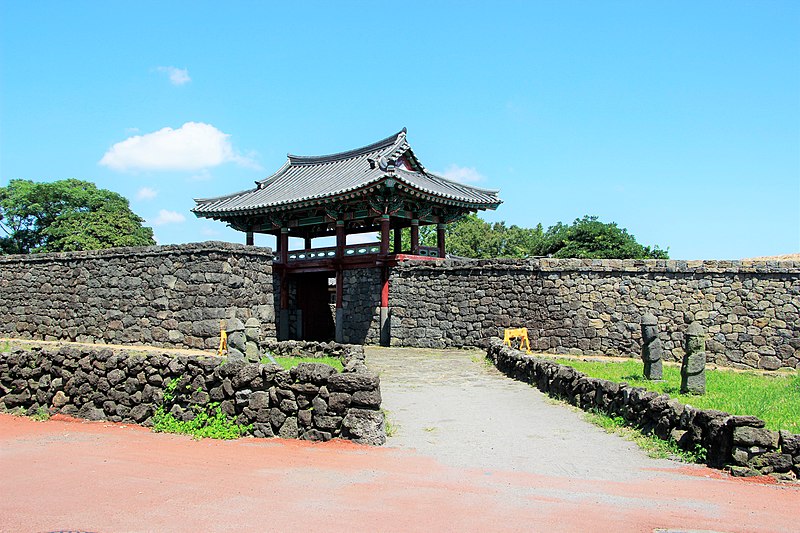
(264, 355, 344, 373)
(551, 357, 800, 433)
(584, 409, 706, 463)
(0, 340, 11, 352)
(30, 407, 50, 421)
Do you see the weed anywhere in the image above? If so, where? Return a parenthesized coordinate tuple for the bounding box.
(423, 426, 437, 433)
(382, 408, 398, 437)
(30, 407, 50, 421)
(0, 340, 10, 353)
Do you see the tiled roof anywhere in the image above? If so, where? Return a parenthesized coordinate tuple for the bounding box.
(193, 129, 501, 217)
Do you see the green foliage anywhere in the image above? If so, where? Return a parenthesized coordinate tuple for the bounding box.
(30, 407, 51, 421)
(382, 408, 398, 437)
(266, 355, 344, 372)
(0, 178, 155, 254)
(554, 358, 800, 432)
(152, 376, 251, 440)
(390, 213, 667, 259)
(539, 215, 669, 259)
(152, 403, 251, 440)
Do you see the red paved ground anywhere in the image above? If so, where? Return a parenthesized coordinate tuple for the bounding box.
(0, 413, 797, 532)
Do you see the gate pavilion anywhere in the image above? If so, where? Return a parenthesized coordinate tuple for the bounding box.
(193, 129, 501, 344)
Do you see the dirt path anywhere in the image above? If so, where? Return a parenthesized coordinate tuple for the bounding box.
(367, 347, 681, 480)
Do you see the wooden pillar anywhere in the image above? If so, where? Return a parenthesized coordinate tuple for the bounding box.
(410, 219, 420, 255)
(278, 269, 289, 340)
(393, 227, 402, 254)
(380, 215, 390, 256)
(335, 220, 345, 258)
(437, 223, 446, 258)
(246, 231, 254, 246)
(304, 236, 312, 250)
(379, 266, 390, 346)
(279, 227, 289, 264)
(335, 269, 344, 343)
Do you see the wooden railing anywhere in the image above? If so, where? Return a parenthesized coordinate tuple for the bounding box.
(284, 244, 440, 262)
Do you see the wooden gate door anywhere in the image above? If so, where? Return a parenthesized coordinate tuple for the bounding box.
(295, 272, 335, 341)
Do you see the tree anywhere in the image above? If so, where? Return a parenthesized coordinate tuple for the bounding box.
(0, 179, 155, 254)
(538, 215, 668, 259)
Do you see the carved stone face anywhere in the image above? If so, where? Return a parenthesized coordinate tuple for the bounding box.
(686, 335, 705, 353)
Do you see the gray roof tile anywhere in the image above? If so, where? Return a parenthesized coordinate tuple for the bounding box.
(193, 129, 501, 217)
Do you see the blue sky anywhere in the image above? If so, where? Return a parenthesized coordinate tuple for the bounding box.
(1, 1, 798, 259)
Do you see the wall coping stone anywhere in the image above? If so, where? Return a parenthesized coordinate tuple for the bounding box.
(0, 241, 274, 264)
(397, 257, 800, 275)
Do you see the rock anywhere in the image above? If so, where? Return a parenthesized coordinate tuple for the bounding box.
(327, 372, 380, 393)
(278, 416, 299, 439)
(779, 430, 800, 457)
(327, 392, 352, 413)
(248, 391, 270, 410)
(129, 404, 150, 422)
(293, 363, 336, 384)
(302, 429, 332, 442)
(227, 349, 245, 363)
(51, 390, 68, 408)
(342, 408, 385, 445)
(233, 364, 260, 387)
(252, 422, 274, 438)
(107, 369, 125, 386)
(733, 426, 779, 449)
(352, 389, 381, 409)
(78, 404, 105, 421)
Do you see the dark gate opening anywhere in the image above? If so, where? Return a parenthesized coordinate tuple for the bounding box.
(295, 272, 336, 341)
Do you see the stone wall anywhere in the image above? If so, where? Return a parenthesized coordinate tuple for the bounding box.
(390, 259, 800, 370)
(0, 343, 385, 445)
(341, 267, 382, 345)
(0, 242, 276, 350)
(487, 340, 799, 481)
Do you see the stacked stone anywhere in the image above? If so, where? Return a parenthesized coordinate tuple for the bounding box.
(486, 339, 799, 481)
(0, 344, 386, 445)
(0, 242, 276, 350)
(389, 258, 800, 370)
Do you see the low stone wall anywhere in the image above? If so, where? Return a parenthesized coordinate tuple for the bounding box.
(391, 258, 800, 370)
(0, 344, 385, 445)
(0, 242, 276, 350)
(487, 339, 799, 481)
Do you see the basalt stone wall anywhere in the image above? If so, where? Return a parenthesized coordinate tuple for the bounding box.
(0, 344, 385, 445)
(487, 340, 799, 481)
(341, 268, 382, 345)
(390, 259, 800, 370)
(0, 242, 276, 350)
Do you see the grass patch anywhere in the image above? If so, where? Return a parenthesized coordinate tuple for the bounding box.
(0, 340, 10, 352)
(151, 376, 251, 440)
(265, 355, 344, 373)
(584, 409, 706, 463)
(552, 357, 800, 433)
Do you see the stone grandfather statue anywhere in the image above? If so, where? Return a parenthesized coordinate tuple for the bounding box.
(680, 322, 706, 395)
(640, 313, 663, 380)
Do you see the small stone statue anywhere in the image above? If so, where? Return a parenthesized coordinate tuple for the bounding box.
(244, 317, 262, 362)
(640, 313, 663, 380)
(681, 322, 706, 394)
(225, 317, 246, 362)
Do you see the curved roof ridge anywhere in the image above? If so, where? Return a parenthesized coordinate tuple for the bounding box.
(287, 127, 407, 165)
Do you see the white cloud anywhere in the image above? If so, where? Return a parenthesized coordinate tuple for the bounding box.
(151, 209, 186, 226)
(201, 227, 221, 237)
(136, 187, 158, 200)
(187, 169, 213, 182)
(440, 164, 486, 184)
(157, 66, 191, 86)
(99, 122, 258, 172)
